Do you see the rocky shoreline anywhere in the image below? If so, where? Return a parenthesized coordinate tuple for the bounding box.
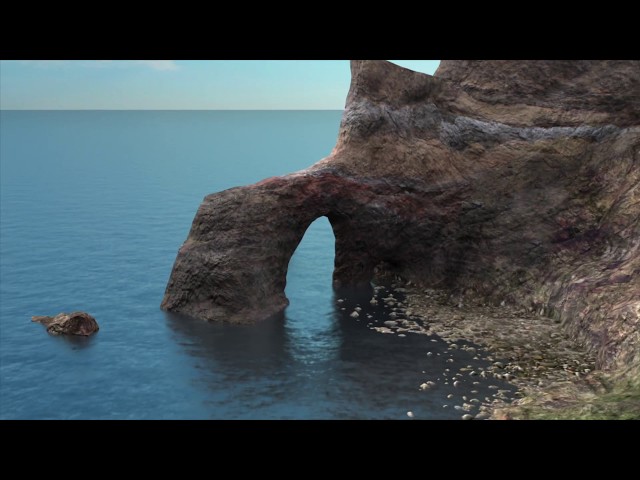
(388, 284, 637, 419)
(343, 281, 618, 419)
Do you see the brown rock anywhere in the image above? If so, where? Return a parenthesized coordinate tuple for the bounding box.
(161, 60, 639, 374)
(32, 312, 99, 336)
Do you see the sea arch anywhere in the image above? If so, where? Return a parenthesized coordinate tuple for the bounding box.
(160, 170, 420, 323)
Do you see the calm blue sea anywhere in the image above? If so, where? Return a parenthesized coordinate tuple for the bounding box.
(0, 111, 511, 419)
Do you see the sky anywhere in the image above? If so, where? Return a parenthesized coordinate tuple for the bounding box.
(0, 60, 440, 110)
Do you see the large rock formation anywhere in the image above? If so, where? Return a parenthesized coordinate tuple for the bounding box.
(162, 60, 639, 373)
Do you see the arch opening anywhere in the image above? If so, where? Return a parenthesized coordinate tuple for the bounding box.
(285, 216, 336, 305)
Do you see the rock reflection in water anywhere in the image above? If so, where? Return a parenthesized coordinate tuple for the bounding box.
(165, 283, 516, 419)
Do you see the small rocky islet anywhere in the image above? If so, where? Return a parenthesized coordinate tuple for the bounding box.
(161, 60, 639, 419)
(32, 311, 99, 337)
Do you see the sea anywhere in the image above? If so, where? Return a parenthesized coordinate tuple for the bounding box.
(0, 111, 512, 419)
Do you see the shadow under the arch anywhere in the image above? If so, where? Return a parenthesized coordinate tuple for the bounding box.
(163, 310, 292, 373)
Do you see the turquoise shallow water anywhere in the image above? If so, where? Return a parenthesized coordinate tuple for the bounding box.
(0, 111, 511, 419)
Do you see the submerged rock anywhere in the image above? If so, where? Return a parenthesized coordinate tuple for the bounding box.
(420, 381, 437, 390)
(32, 312, 99, 336)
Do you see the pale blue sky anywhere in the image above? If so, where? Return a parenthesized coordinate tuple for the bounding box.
(0, 60, 440, 110)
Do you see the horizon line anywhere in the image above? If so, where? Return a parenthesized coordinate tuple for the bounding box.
(0, 108, 346, 112)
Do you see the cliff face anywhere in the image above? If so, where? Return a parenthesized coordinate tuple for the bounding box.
(162, 60, 639, 372)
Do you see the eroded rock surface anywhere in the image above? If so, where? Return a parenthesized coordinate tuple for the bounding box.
(32, 311, 99, 336)
(162, 60, 639, 377)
